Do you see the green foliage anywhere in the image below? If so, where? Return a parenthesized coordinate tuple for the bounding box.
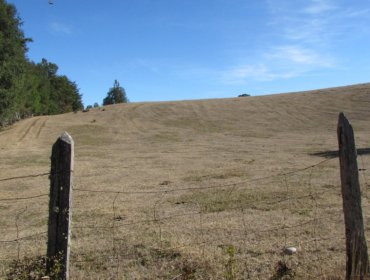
(103, 80, 128, 105)
(18, 59, 83, 117)
(0, 0, 83, 127)
(238, 93, 250, 97)
(5, 255, 62, 280)
(0, 0, 28, 126)
(224, 245, 237, 280)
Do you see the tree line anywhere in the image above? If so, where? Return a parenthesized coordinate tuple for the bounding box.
(0, 0, 83, 127)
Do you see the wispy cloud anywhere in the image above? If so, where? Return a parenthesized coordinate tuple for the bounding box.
(221, 44, 335, 85)
(115, 0, 367, 89)
(218, 0, 354, 85)
(266, 0, 370, 44)
(49, 22, 72, 35)
(345, 8, 370, 18)
(222, 64, 299, 84)
(283, 18, 330, 44)
(303, 0, 337, 15)
(266, 0, 336, 44)
(266, 45, 334, 67)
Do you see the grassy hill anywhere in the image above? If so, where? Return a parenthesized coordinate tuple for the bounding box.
(1, 83, 370, 279)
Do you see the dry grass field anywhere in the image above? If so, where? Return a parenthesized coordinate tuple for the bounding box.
(1, 83, 370, 279)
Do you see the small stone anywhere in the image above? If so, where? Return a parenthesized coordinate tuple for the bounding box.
(284, 247, 297, 255)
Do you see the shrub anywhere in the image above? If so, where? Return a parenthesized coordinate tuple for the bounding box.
(5, 255, 62, 280)
(238, 93, 250, 97)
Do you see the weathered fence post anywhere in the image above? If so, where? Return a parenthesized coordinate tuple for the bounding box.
(47, 132, 74, 280)
(337, 112, 369, 279)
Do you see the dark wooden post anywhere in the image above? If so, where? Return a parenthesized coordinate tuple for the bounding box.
(337, 112, 369, 279)
(47, 132, 74, 280)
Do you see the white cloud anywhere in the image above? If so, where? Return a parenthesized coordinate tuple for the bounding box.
(218, 0, 368, 86)
(283, 18, 329, 44)
(303, 0, 337, 15)
(345, 8, 370, 18)
(266, 45, 334, 67)
(221, 45, 335, 85)
(266, 0, 340, 44)
(50, 22, 72, 35)
(222, 64, 300, 84)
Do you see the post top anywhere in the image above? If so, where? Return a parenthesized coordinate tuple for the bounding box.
(60, 131, 73, 144)
(338, 112, 350, 128)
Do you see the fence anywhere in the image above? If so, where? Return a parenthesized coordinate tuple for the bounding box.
(0, 113, 369, 279)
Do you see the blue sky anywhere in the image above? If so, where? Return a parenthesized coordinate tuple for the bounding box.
(8, 0, 370, 106)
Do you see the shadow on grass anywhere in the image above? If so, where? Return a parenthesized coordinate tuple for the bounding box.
(310, 148, 370, 158)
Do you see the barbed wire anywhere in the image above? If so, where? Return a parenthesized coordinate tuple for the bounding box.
(73, 230, 345, 279)
(0, 172, 50, 183)
(0, 193, 48, 202)
(0, 231, 47, 243)
(0, 170, 74, 184)
(0, 157, 335, 203)
(73, 157, 335, 195)
(73, 208, 342, 237)
(73, 155, 344, 278)
(0, 155, 355, 278)
(71, 232, 346, 264)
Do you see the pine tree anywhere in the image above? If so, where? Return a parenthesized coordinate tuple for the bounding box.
(103, 80, 128, 105)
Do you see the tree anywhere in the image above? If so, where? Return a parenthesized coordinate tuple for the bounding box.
(49, 75, 83, 114)
(103, 80, 128, 105)
(0, 0, 29, 125)
(0, 0, 83, 126)
(238, 93, 250, 97)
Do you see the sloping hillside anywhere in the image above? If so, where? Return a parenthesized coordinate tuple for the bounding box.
(1, 83, 370, 279)
(2, 83, 369, 180)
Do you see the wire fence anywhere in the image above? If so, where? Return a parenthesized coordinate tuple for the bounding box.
(1, 154, 370, 279)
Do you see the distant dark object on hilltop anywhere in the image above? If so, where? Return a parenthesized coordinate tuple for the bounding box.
(238, 93, 250, 97)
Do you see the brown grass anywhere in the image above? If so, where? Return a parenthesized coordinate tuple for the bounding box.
(1, 83, 370, 279)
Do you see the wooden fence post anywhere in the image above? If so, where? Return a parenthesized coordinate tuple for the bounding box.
(337, 112, 369, 279)
(47, 132, 74, 280)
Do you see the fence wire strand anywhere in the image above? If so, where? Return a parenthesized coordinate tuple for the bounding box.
(0, 155, 362, 279)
